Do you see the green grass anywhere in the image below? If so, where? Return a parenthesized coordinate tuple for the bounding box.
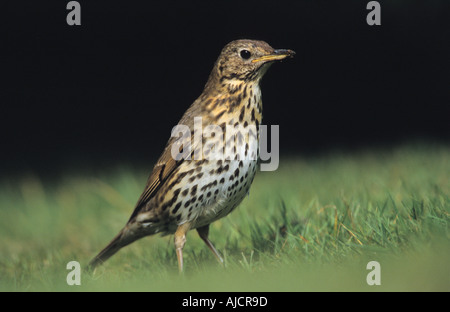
(1, 143, 449, 291)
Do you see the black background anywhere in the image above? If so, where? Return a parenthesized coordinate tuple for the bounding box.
(2, 0, 449, 175)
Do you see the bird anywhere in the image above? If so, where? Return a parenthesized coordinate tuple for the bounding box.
(89, 39, 295, 272)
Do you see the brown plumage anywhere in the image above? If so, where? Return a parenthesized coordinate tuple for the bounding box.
(89, 39, 295, 272)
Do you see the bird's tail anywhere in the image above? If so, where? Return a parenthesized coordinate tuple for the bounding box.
(88, 227, 136, 269)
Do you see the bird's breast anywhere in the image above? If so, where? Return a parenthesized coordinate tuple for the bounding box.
(136, 82, 263, 234)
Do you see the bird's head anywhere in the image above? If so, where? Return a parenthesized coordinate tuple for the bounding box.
(206, 39, 295, 90)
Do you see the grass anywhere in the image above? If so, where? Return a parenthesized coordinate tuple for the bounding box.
(0, 143, 449, 291)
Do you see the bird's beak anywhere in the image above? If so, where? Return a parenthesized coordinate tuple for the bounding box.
(251, 49, 296, 63)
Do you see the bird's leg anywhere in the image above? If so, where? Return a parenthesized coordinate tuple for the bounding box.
(197, 225, 224, 265)
(174, 222, 191, 273)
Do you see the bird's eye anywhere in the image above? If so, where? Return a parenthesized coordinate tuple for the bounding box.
(240, 50, 251, 60)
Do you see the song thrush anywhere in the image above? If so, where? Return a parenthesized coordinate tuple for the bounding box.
(89, 39, 295, 272)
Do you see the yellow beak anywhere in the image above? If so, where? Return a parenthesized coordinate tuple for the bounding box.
(251, 49, 296, 63)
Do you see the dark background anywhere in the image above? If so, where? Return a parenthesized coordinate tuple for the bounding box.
(2, 0, 449, 176)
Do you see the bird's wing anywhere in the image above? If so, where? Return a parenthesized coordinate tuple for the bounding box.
(136, 148, 180, 209)
(127, 135, 187, 222)
(127, 99, 207, 222)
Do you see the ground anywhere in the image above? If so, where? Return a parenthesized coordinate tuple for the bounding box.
(1, 142, 449, 291)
